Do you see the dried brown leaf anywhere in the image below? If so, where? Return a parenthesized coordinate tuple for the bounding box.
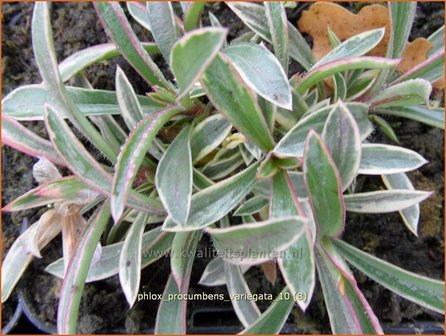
(298, 3, 433, 75)
(261, 260, 277, 285)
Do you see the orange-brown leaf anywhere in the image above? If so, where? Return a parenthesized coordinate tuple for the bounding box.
(298, 3, 390, 61)
(298, 3, 433, 75)
(261, 260, 277, 285)
(397, 38, 432, 74)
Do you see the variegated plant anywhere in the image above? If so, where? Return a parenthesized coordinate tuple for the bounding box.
(1, 2, 444, 334)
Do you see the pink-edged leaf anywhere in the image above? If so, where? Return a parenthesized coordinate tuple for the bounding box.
(3, 176, 87, 212)
(201, 53, 275, 152)
(44, 104, 165, 215)
(146, 2, 178, 64)
(370, 79, 432, 109)
(321, 101, 362, 191)
(163, 163, 260, 232)
(127, 2, 152, 31)
(171, 231, 201, 291)
(240, 287, 294, 334)
(220, 220, 261, 328)
(2, 115, 64, 166)
(32, 2, 117, 163)
(155, 274, 187, 334)
(94, 2, 172, 90)
(293, 56, 400, 95)
(271, 170, 316, 311)
(171, 27, 227, 100)
(111, 105, 181, 221)
(57, 201, 111, 334)
(315, 242, 383, 334)
(46, 228, 174, 283)
(334, 239, 444, 314)
(205, 216, 306, 265)
(155, 124, 193, 226)
(59, 42, 159, 82)
(183, 1, 206, 31)
(399, 48, 444, 81)
(2, 84, 163, 121)
(119, 212, 148, 307)
(303, 130, 345, 238)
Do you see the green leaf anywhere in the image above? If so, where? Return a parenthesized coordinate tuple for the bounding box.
(190, 114, 232, 163)
(312, 28, 385, 69)
(370, 115, 400, 143)
(111, 105, 180, 221)
(156, 125, 193, 226)
(201, 53, 274, 152)
(370, 79, 432, 108)
(116, 67, 144, 129)
(46, 228, 174, 283)
(205, 216, 306, 265)
(3, 177, 87, 212)
(428, 25, 444, 56)
(258, 97, 277, 131)
(94, 2, 172, 90)
(227, 2, 314, 70)
(193, 168, 215, 190)
(146, 2, 178, 64)
(387, 2, 417, 58)
(171, 28, 227, 100)
(233, 196, 269, 216)
(358, 144, 428, 175)
(32, 2, 117, 163)
(183, 1, 206, 31)
(127, 2, 151, 31)
(322, 101, 361, 191)
(223, 43, 292, 109)
(2, 84, 163, 121)
(394, 50, 444, 84)
(224, 261, 261, 327)
(199, 257, 250, 287)
(294, 57, 399, 95)
(382, 173, 420, 236)
(333, 74, 347, 101)
(209, 11, 223, 29)
(271, 170, 315, 311)
(274, 102, 372, 158)
(57, 201, 111, 334)
(375, 105, 444, 129)
(119, 212, 148, 307)
(264, 1, 289, 73)
(315, 245, 382, 334)
(346, 72, 376, 101)
(257, 155, 279, 179)
(241, 287, 294, 334)
(334, 239, 445, 314)
(162, 163, 259, 231)
(59, 42, 159, 81)
(44, 105, 164, 214)
(171, 231, 201, 290)
(2, 115, 64, 165)
(344, 190, 432, 213)
(155, 275, 185, 334)
(202, 151, 245, 180)
(303, 131, 345, 238)
(270, 170, 304, 218)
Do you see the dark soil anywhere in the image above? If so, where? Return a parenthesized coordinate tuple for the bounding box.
(1, 2, 444, 334)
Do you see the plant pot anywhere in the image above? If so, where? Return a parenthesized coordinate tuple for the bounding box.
(1, 294, 22, 335)
(18, 288, 56, 334)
